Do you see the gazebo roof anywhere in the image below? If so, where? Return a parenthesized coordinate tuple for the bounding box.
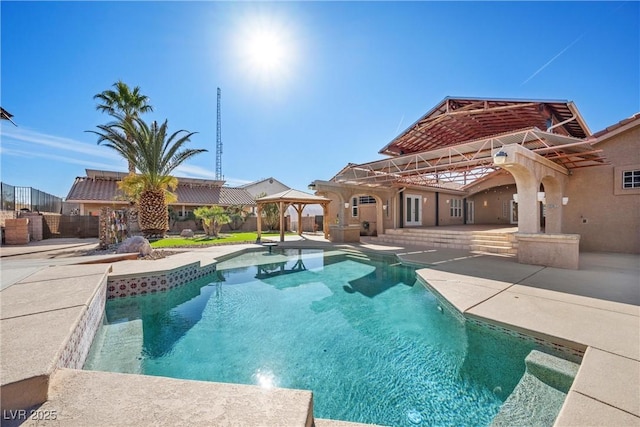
(256, 189, 331, 204)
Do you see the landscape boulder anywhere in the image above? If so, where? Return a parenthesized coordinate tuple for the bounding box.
(180, 229, 195, 238)
(116, 236, 153, 257)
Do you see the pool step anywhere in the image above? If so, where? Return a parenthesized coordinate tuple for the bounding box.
(491, 350, 580, 427)
(83, 319, 143, 374)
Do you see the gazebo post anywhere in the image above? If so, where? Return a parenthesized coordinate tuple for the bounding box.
(297, 203, 303, 236)
(279, 201, 285, 242)
(256, 204, 262, 243)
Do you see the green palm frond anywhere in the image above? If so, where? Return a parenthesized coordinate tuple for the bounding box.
(89, 115, 207, 192)
(94, 80, 153, 118)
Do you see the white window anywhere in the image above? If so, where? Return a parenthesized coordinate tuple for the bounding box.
(623, 170, 640, 189)
(358, 196, 376, 204)
(450, 199, 462, 217)
(351, 197, 358, 217)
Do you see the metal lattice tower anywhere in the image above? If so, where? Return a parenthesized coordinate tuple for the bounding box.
(215, 87, 223, 180)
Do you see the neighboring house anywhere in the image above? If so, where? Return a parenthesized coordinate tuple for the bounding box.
(241, 177, 324, 217)
(311, 97, 639, 255)
(66, 169, 256, 218)
(241, 177, 290, 198)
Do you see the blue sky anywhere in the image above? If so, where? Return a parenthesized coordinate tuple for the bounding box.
(1, 1, 638, 199)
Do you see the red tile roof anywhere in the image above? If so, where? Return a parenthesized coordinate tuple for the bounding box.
(590, 113, 640, 141)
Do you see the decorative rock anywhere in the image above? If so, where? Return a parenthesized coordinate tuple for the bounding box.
(180, 229, 194, 238)
(116, 236, 153, 257)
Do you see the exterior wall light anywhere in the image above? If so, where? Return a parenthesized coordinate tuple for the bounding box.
(493, 151, 508, 165)
(562, 197, 569, 205)
(382, 204, 388, 210)
(344, 202, 350, 209)
(512, 193, 519, 203)
(537, 192, 546, 203)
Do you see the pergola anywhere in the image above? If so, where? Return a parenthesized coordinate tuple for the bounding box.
(334, 127, 607, 189)
(255, 189, 331, 242)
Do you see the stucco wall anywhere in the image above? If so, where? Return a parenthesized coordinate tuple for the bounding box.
(339, 192, 395, 234)
(562, 125, 640, 253)
(437, 194, 465, 226)
(467, 184, 517, 225)
(395, 189, 436, 227)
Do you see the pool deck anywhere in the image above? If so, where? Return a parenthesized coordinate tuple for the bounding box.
(1, 236, 638, 426)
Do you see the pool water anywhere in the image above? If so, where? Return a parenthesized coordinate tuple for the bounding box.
(86, 249, 550, 426)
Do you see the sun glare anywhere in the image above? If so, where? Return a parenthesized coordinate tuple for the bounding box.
(234, 13, 297, 85)
(245, 30, 287, 72)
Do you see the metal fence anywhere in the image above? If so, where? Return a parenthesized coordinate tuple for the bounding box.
(1, 182, 62, 214)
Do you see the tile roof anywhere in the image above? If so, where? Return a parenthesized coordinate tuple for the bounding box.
(590, 113, 640, 142)
(177, 185, 256, 206)
(66, 177, 127, 203)
(66, 176, 256, 206)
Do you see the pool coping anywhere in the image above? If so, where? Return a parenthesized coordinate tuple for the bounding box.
(1, 242, 638, 425)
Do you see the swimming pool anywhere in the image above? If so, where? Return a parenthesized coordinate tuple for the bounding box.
(86, 248, 573, 426)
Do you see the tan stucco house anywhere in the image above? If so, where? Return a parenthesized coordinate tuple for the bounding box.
(311, 97, 639, 266)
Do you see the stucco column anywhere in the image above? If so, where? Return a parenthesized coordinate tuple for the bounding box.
(514, 179, 540, 233)
(338, 194, 349, 225)
(376, 200, 385, 235)
(322, 203, 329, 239)
(497, 144, 569, 234)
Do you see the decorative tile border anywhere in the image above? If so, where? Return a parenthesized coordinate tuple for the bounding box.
(106, 263, 217, 299)
(466, 316, 585, 362)
(57, 277, 108, 369)
(433, 290, 467, 324)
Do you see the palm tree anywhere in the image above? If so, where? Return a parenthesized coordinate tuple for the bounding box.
(256, 192, 280, 231)
(93, 81, 153, 173)
(89, 115, 207, 236)
(226, 204, 252, 231)
(194, 206, 230, 237)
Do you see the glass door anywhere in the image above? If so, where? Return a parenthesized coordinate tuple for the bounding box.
(405, 195, 422, 226)
(466, 201, 475, 224)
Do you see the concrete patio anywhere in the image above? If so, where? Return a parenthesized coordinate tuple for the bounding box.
(0, 236, 638, 426)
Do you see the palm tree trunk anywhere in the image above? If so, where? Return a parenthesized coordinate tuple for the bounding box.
(126, 133, 136, 174)
(139, 188, 168, 237)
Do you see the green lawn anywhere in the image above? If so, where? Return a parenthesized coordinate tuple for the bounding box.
(150, 232, 286, 248)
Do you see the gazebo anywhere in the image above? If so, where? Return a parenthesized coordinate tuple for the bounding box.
(255, 189, 331, 242)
